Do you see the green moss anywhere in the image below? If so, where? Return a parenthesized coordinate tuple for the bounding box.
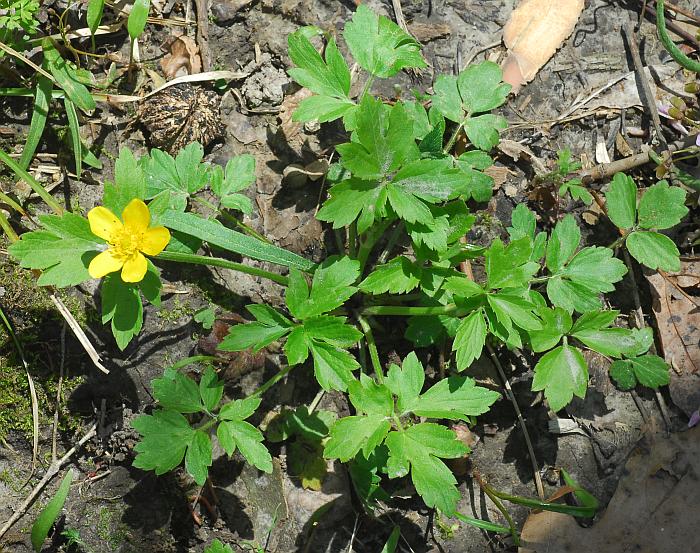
(0, 259, 88, 442)
(96, 505, 129, 549)
(156, 297, 195, 323)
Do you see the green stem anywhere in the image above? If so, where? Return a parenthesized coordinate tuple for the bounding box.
(657, 0, 700, 73)
(0, 211, 18, 242)
(443, 121, 465, 155)
(488, 487, 596, 518)
(0, 149, 63, 215)
(251, 364, 294, 398)
(377, 221, 404, 265)
(480, 485, 520, 546)
(156, 250, 289, 286)
(360, 76, 375, 100)
(361, 304, 461, 317)
(357, 314, 384, 383)
(453, 512, 516, 536)
(193, 196, 271, 244)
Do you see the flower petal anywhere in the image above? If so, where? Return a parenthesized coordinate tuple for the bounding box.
(88, 249, 124, 279)
(121, 253, 148, 282)
(122, 199, 150, 232)
(140, 226, 171, 256)
(88, 206, 122, 241)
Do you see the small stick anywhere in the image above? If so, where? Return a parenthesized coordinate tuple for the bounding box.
(194, 0, 211, 71)
(0, 423, 97, 540)
(655, 0, 700, 24)
(486, 344, 546, 500)
(50, 294, 109, 374)
(623, 21, 667, 148)
(52, 323, 67, 462)
(622, 249, 673, 430)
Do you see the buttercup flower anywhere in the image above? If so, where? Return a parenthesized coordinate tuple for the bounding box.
(88, 199, 170, 283)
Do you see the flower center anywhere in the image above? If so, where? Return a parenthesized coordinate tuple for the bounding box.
(111, 227, 143, 260)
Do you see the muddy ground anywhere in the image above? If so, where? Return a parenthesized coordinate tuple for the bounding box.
(0, 0, 696, 552)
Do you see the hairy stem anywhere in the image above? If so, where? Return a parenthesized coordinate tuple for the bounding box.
(252, 364, 295, 398)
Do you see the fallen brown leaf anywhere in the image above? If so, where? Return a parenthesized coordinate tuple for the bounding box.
(519, 427, 700, 552)
(502, 0, 585, 94)
(160, 35, 202, 79)
(645, 262, 700, 416)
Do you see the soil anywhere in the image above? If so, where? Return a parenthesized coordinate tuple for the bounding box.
(0, 1, 696, 552)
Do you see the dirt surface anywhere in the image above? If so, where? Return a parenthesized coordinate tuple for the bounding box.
(0, 1, 697, 552)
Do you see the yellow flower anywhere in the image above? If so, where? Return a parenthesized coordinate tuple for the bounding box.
(87, 199, 170, 283)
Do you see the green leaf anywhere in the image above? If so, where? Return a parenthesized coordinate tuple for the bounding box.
(405, 375, 500, 420)
(286, 257, 359, 319)
(219, 396, 261, 421)
(571, 327, 647, 358)
(219, 321, 290, 352)
(349, 375, 394, 416)
(288, 438, 327, 490)
(507, 204, 537, 241)
(385, 352, 424, 413)
(464, 114, 508, 150)
(324, 414, 391, 462)
(487, 293, 542, 331)
(159, 210, 315, 271)
(217, 419, 272, 472)
(101, 275, 143, 350)
(610, 355, 669, 390)
(143, 143, 209, 208)
(303, 316, 362, 347)
(185, 430, 212, 485)
(403, 100, 432, 140)
(194, 306, 216, 329)
(204, 540, 234, 553)
(385, 423, 468, 515)
(458, 61, 512, 113)
(485, 237, 539, 289)
(316, 178, 386, 231)
(343, 4, 426, 78)
(528, 307, 572, 352)
(570, 309, 619, 333)
(246, 303, 292, 327)
(637, 180, 688, 230)
(308, 340, 360, 392)
(605, 172, 637, 230)
(559, 180, 593, 205)
(87, 0, 105, 35)
(392, 159, 470, 202)
(152, 368, 203, 413)
(381, 526, 401, 553)
(8, 213, 101, 287)
(42, 38, 96, 112)
(132, 409, 194, 475)
(626, 231, 681, 271)
(19, 72, 52, 170)
(31, 469, 74, 552)
(453, 310, 487, 370)
(199, 366, 224, 412)
(103, 148, 146, 215)
(386, 183, 433, 224)
(64, 97, 82, 177)
(547, 247, 627, 313)
(546, 215, 580, 273)
(284, 327, 309, 365)
(360, 256, 421, 294)
(211, 154, 256, 197)
(337, 97, 418, 180)
(531, 344, 588, 411)
(294, 95, 356, 123)
(127, 0, 150, 40)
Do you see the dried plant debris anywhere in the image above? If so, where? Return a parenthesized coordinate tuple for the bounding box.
(137, 84, 225, 154)
(502, 0, 585, 93)
(519, 426, 700, 552)
(646, 262, 700, 417)
(160, 35, 202, 79)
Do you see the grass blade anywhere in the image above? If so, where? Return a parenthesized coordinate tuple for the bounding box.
(0, 149, 63, 214)
(453, 511, 515, 534)
(30, 469, 74, 551)
(19, 73, 52, 170)
(64, 97, 82, 177)
(159, 210, 315, 272)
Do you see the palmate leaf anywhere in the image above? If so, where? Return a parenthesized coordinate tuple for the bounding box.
(531, 344, 588, 411)
(385, 423, 468, 515)
(152, 367, 203, 413)
(132, 409, 194, 476)
(637, 180, 688, 230)
(9, 212, 101, 288)
(609, 355, 669, 390)
(359, 256, 422, 295)
(626, 231, 681, 272)
(343, 5, 427, 78)
(143, 142, 209, 210)
(101, 274, 143, 351)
